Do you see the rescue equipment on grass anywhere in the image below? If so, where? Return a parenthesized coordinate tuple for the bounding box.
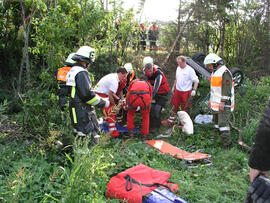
(106, 163, 179, 203)
(143, 186, 188, 203)
(146, 140, 211, 162)
(100, 122, 140, 134)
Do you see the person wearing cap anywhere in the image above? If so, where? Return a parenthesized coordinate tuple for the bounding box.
(163, 55, 199, 126)
(123, 63, 136, 95)
(95, 67, 128, 138)
(56, 53, 76, 111)
(66, 46, 110, 145)
(143, 56, 170, 132)
(204, 53, 235, 150)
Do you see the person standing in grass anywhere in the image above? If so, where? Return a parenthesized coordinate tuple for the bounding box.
(66, 46, 109, 145)
(204, 53, 235, 150)
(163, 55, 199, 127)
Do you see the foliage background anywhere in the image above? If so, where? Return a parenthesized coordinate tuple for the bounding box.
(0, 0, 270, 202)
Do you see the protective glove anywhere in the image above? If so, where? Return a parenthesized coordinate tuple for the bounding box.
(96, 98, 110, 109)
(191, 90, 196, 97)
(121, 98, 126, 103)
(244, 175, 270, 203)
(136, 106, 141, 111)
(103, 97, 110, 108)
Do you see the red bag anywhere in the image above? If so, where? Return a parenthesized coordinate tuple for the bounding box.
(106, 164, 179, 203)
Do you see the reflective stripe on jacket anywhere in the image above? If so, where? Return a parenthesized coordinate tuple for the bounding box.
(210, 65, 235, 111)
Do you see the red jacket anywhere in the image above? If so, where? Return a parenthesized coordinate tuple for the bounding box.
(147, 66, 170, 95)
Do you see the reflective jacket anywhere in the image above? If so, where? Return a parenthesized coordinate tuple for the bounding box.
(210, 65, 235, 112)
(66, 64, 104, 107)
(147, 66, 170, 96)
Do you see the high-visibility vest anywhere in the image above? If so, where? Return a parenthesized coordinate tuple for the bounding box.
(57, 66, 72, 82)
(150, 25, 158, 31)
(210, 65, 235, 112)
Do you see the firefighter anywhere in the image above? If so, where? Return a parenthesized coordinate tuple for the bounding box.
(95, 67, 128, 138)
(148, 22, 159, 51)
(204, 53, 235, 149)
(138, 23, 147, 51)
(126, 79, 153, 139)
(56, 53, 75, 111)
(66, 46, 109, 145)
(143, 56, 170, 132)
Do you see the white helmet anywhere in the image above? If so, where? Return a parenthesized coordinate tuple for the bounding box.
(72, 46, 95, 63)
(124, 63, 133, 73)
(143, 56, 153, 67)
(65, 53, 76, 66)
(204, 53, 222, 65)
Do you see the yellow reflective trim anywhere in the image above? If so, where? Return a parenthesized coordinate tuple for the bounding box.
(86, 96, 98, 105)
(71, 86, 76, 98)
(72, 108, 77, 124)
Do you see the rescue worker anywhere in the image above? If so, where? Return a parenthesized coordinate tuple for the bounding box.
(249, 97, 270, 182)
(148, 22, 159, 51)
(65, 46, 109, 145)
(115, 20, 121, 50)
(56, 53, 75, 111)
(244, 98, 270, 203)
(126, 79, 153, 139)
(95, 67, 128, 138)
(204, 53, 235, 149)
(143, 56, 170, 132)
(123, 63, 136, 95)
(138, 23, 147, 51)
(163, 55, 199, 126)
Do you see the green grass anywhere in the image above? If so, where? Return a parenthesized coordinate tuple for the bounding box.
(1, 77, 270, 202)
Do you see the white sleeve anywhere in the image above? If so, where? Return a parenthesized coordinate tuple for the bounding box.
(190, 68, 199, 83)
(109, 79, 118, 93)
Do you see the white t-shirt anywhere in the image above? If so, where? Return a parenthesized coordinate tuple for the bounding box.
(175, 65, 199, 91)
(95, 73, 119, 95)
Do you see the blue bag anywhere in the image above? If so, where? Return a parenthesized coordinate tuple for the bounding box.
(143, 186, 188, 203)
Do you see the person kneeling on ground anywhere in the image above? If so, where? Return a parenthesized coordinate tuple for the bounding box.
(126, 78, 153, 140)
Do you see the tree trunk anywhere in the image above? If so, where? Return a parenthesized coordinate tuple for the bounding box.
(175, 0, 182, 52)
(18, 0, 36, 95)
(161, 8, 194, 68)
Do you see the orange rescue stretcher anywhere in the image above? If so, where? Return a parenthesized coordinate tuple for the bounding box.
(146, 140, 211, 162)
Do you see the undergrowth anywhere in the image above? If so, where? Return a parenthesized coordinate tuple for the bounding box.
(0, 76, 270, 202)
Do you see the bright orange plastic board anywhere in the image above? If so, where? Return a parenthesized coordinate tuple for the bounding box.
(146, 140, 211, 161)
